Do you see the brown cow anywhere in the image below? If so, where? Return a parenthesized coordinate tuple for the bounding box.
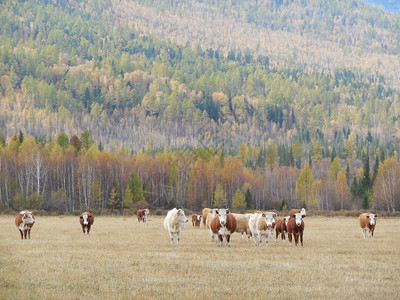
(202, 208, 211, 227)
(15, 211, 35, 239)
(191, 214, 202, 227)
(137, 209, 150, 223)
(359, 213, 377, 238)
(275, 216, 290, 242)
(79, 212, 94, 235)
(232, 213, 252, 241)
(210, 209, 237, 247)
(287, 213, 305, 246)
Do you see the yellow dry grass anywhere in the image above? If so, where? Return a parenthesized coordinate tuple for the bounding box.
(1, 215, 399, 299)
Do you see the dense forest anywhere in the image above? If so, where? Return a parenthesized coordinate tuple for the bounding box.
(0, 0, 400, 212)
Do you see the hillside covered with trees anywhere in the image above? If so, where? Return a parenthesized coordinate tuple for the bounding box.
(1, 0, 400, 212)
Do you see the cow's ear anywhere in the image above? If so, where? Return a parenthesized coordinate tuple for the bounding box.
(262, 212, 266, 217)
(215, 210, 219, 215)
(226, 209, 230, 214)
(80, 216, 83, 219)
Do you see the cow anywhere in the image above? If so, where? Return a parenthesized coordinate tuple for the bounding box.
(137, 209, 150, 223)
(359, 213, 377, 238)
(206, 209, 217, 242)
(289, 208, 307, 219)
(163, 208, 189, 245)
(15, 211, 35, 239)
(191, 214, 202, 228)
(249, 212, 276, 246)
(202, 208, 211, 227)
(275, 216, 290, 242)
(210, 209, 237, 247)
(287, 213, 305, 246)
(79, 212, 94, 235)
(232, 213, 252, 241)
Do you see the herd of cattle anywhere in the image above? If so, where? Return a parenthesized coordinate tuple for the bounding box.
(15, 208, 377, 246)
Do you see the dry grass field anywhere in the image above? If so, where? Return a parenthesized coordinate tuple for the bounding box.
(1, 214, 400, 299)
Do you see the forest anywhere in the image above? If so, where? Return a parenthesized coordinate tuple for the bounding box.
(0, 0, 400, 212)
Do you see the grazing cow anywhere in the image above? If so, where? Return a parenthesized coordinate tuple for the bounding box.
(79, 212, 94, 235)
(289, 208, 307, 219)
(232, 213, 252, 241)
(275, 216, 290, 242)
(249, 212, 277, 246)
(202, 208, 211, 227)
(287, 213, 305, 246)
(15, 211, 35, 239)
(359, 213, 377, 238)
(191, 214, 202, 227)
(210, 209, 237, 247)
(137, 209, 150, 223)
(163, 208, 189, 245)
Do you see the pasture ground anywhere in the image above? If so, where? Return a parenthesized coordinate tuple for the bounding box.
(0, 215, 399, 299)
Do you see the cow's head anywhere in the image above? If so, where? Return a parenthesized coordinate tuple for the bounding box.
(196, 215, 201, 222)
(367, 214, 376, 226)
(80, 213, 90, 225)
(294, 213, 303, 226)
(144, 209, 150, 216)
(177, 209, 189, 224)
(22, 211, 35, 224)
(216, 209, 229, 227)
(262, 212, 276, 227)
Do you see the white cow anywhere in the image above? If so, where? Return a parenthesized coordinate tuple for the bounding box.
(163, 208, 189, 245)
(249, 212, 276, 246)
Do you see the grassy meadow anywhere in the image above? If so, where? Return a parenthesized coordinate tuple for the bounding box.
(1, 214, 399, 299)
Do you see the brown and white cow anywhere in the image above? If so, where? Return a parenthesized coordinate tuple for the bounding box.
(15, 211, 35, 239)
(249, 212, 276, 246)
(289, 208, 306, 219)
(210, 209, 237, 247)
(275, 216, 290, 242)
(287, 213, 305, 246)
(232, 213, 252, 241)
(79, 212, 94, 235)
(163, 208, 189, 245)
(202, 208, 211, 227)
(359, 213, 377, 238)
(191, 214, 202, 227)
(137, 209, 150, 223)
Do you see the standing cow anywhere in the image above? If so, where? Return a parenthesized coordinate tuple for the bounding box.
(79, 212, 94, 235)
(191, 214, 202, 227)
(137, 209, 150, 223)
(164, 208, 189, 245)
(202, 208, 211, 227)
(15, 211, 35, 239)
(210, 209, 237, 247)
(275, 216, 290, 242)
(232, 213, 252, 241)
(249, 212, 276, 246)
(287, 213, 305, 246)
(359, 213, 377, 238)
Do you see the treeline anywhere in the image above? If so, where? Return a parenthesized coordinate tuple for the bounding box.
(0, 132, 399, 213)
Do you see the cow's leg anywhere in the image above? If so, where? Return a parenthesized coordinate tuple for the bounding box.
(218, 235, 223, 247)
(257, 233, 262, 246)
(371, 228, 374, 238)
(210, 229, 215, 242)
(176, 230, 181, 245)
(226, 234, 231, 247)
(87, 225, 91, 235)
(28, 229, 31, 239)
(168, 231, 175, 244)
(265, 232, 270, 246)
(288, 233, 293, 245)
(275, 230, 279, 242)
(282, 232, 286, 242)
(294, 233, 299, 246)
(300, 232, 303, 246)
(361, 228, 366, 238)
(252, 234, 258, 246)
(19, 230, 23, 239)
(23, 230, 27, 239)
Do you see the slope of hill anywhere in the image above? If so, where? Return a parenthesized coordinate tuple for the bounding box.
(0, 0, 399, 158)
